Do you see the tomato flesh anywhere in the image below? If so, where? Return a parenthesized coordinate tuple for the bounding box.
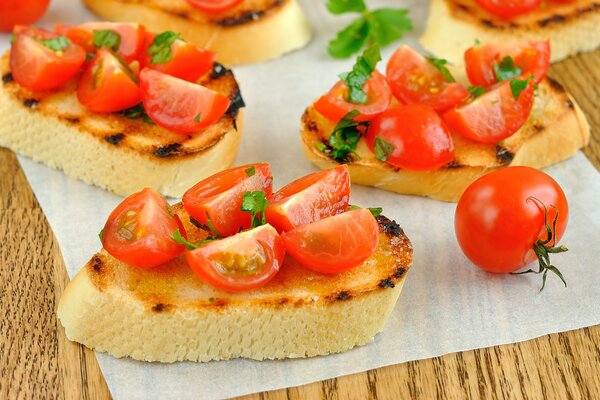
(386, 45, 469, 113)
(475, 0, 543, 19)
(366, 105, 455, 170)
(185, 224, 285, 292)
(282, 209, 379, 274)
(54, 24, 95, 54)
(182, 164, 273, 237)
(455, 166, 568, 273)
(266, 166, 350, 233)
(10, 32, 86, 91)
(102, 188, 185, 268)
(0, 0, 50, 32)
(140, 68, 231, 133)
(185, 0, 243, 14)
(77, 22, 146, 62)
(77, 47, 142, 113)
(465, 41, 550, 87)
(314, 70, 392, 122)
(443, 80, 534, 143)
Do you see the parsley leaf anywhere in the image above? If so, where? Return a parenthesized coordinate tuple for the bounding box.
(326, 0, 366, 14)
(339, 45, 381, 104)
(510, 77, 533, 100)
(38, 35, 71, 52)
(327, 110, 367, 161)
(241, 191, 268, 228)
(245, 166, 256, 177)
(171, 229, 214, 250)
(349, 205, 383, 217)
(369, 9, 412, 47)
(494, 56, 522, 82)
(147, 31, 180, 64)
(426, 56, 455, 83)
(373, 136, 395, 162)
(328, 18, 370, 59)
(467, 85, 487, 98)
(93, 29, 121, 52)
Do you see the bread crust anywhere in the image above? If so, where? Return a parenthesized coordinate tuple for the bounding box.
(300, 77, 590, 202)
(0, 56, 244, 198)
(420, 0, 600, 64)
(57, 204, 413, 362)
(82, 0, 312, 65)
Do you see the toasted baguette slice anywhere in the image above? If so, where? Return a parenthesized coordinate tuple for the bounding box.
(0, 55, 244, 198)
(57, 204, 413, 362)
(83, 0, 312, 65)
(420, 0, 600, 64)
(301, 77, 590, 202)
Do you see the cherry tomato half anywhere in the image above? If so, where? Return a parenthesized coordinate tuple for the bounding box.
(366, 105, 455, 170)
(475, 0, 543, 19)
(54, 24, 95, 54)
(465, 41, 550, 87)
(185, 0, 243, 14)
(77, 47, 142, 113)
(282, 209, 379, 274)
(386, 45, 469, 113)
(140, 68, 231, 133)
(185, 224, 285, 292)
(182, 164, 273, 237)
(101, 188, 186, 268)
(455, 166, 568, 273)
(0, 0, 50, 32)
(442, 79, 534, 144)
(314, 70, 392, 123)
(265, 166, 350, 233)
(10, 32, 86, 91)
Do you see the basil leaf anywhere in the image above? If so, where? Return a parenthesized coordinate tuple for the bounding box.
(241, 191, 268, 228)
(38, 35, 71, 52)
(328, 17, 370, 59)
(339, 45, 381, 104)
(326, 0, 366, 14)
(93, 29, 121, 52)
(369, 8, 412, 47)
(245, 166, 256, 177)
(171, 229, 199, 250)
(374, 136, 395, 162)
(494, 56, 522, 82)
(467, 85, 487, 98)
(426, 56, 455, 83)
(348, 205, 383, 217)
(328, 110, 367, 161)
(510, 77, 533, 100)
(147, 31, 180, 64)
(98, 229, 104, 244)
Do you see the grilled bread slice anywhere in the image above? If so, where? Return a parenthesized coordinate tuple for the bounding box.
(83, 0, 312, 65)
(420, 0, 600, 64)
(0, 55, 244, 198)
(301, 77, 590, 202)
(57, 203, 413, 362)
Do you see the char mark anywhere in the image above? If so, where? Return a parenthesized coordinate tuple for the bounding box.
(23, 98, 39, 109)
(210, 62, 231, 79)
(394, 267, 406, 278)
(379, 278, 395, 289)
(104, 133, 125, 145)
(2, 73, 13, 83)
(226, 88, 245, 120)
(91, 256, 103, 272)
(446, 160, 462, 169)
(154, 143, 182, 158)
(152, 303, 170, 312)
(190, 217, 203, 229)
(496, 145, 514, 165)
(376, 215, 404, 237)
(538, 14, 566, 27)
(336, 291, 351, 301)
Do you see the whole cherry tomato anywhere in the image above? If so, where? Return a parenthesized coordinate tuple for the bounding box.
(0, 0, 50, 32)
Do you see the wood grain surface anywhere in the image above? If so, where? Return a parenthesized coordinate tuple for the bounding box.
(1, 50, 599, 400)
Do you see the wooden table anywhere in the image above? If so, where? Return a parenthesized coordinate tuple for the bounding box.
(1, 50, 599, 400)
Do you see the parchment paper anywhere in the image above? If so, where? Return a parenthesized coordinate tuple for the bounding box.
(2, 1, 599, 399)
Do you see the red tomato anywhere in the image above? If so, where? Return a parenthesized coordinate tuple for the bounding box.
(282, 209, 379, 274)
(314, 71, 392, 122)
(10, 33, 86, 91)
(0, 0, 50, 32)
(455, 167, 568, 276)
(266, 166, 350, 233)
(77, 22, 146, 62)
(465, 41, 550, 87)
(182, 164, 273, 237)
(443, 79, 534, 143)
(13, 25, 55, 39)
(366, 105, 455, 170)
(185, 0, 243, 14)
(77, 47, 142, 113)
(386, 46, 469, 113)
(101, 188, 186, 268)
(475, 0, 543, 19)
(54, 24, 95, 53)
(140, 68, 231, 133)
(141, 32, 216, 82)
(185, 224, 285, 292)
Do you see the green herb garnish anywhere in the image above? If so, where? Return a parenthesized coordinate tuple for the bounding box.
(339, 45, 381, 104)
(194, 113, 202, 123)
(93, 29, 121, 52)
(121, 104, 155, 125)
(171, 229, 214, 250)
(327, 110, 367, 161)
(38, 35, 71, 52)
(510, 76, 533, 100)
(467, 85, 487, 98)
(373, 136, 395, 162)
(241, 191, 268, 228)
(245, 166, 256, 177)
(349, 205, 383, 217)
(494, 56, 522, 82)
(147, 31, 180, 64)
(98, 229, 104, 243)
(426, 56, 455, 83)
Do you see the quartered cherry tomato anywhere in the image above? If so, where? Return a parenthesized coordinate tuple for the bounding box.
(140, 68, 231, 133)
(185, 0, 243, 14)
(10, 30, 86, 91)
(314, 70, 392, 122)
(455, 167, 568, 276)
(465, 41, 550, 87)
(77, 47, 142, 113)
(141, 32, 216, 82)
(366, 105, 455, 170)
(475, 0, 543, 19)
(185, 224, 285, 292)
(442, 79, 534, 143)
(54, 24, 96, 54)
(282, 209, 379, 274)
(77, 22, 146, 62)
(265, 166, 350, 233)
(101, 188, 186, 268)
(182, 164, 273, 237)
(386, 46, 469, 113)
(0, 0, 50, 32)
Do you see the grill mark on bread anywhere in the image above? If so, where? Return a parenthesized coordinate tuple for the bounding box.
(378, 278, 395, 289)
(215, 0, 285, 27)
(152, 303, 171, 312)
(496, 145, 514, 165)
(377, 215, 404, 237)
(210, 62, 230, 79)
(226, 88, 245, 120)
(336, 291, 351, 301)
(105, 133, 125, 145)
(2, 73, 12, 83)
(154, 143, 182, 158)
(23, 98, 39, 109)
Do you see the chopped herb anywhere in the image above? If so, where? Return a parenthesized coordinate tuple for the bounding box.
(328, 110, 368, 161)
(202, 214, 222, 238)
(121, 104, 155, 125)
(93, 29, 121, 52)
(510, 77, 533, 100)
(194, 113, 202, 123)
(209, 297, 215, 302)
(339, 45, 381, 104)
(426, 56, 455, 83)
(147, 31, 180, 64)
(171, 229, 200, 250)
(98, 229, 104, 243)
(327, 0, 412, 58)
(164, 204, 175, 218)
(474, 38, 481, 45)
(241, 191, 268, 228)
(467, 85, 487, 98)
(349, 205, 383, 217)
(37, 35, 71, 52)
(494, 56, 522, 82)
(373, 136, 395, 162)
(315, 142, 328, 152)
(245, 166, 256, 177)
(10, 34, 16, 44)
